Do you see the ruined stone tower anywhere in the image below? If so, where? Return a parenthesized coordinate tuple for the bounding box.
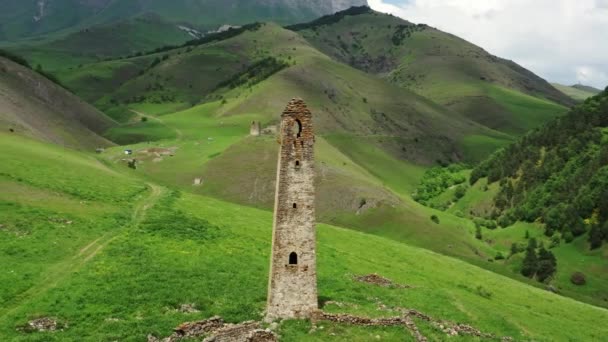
(266, 98, 318, 320)
(250, 121, 261, 136)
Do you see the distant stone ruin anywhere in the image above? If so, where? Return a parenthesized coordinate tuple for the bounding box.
(250, 121, 261, 137)
(266, 98, 318, 320)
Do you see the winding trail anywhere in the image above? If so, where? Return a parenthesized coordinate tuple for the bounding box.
(0, 183, 165, 321)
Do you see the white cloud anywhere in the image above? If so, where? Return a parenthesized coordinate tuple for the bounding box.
(368, 0, 608, 89)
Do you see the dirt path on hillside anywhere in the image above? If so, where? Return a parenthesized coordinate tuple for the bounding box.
(0, 183, 165, 321)
(130, 109, 184, 141)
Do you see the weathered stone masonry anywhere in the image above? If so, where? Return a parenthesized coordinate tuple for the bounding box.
(266, 98, 318, 320)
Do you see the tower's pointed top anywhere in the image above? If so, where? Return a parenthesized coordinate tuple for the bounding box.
(282, 98, 311, 118)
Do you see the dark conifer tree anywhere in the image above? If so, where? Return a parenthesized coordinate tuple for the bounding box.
(521, 245, 538, 278)
(536, 247, 557, 282)
(589, 226, 603, 250)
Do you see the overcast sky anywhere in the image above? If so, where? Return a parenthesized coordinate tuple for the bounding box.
(368, 0, 608, 89)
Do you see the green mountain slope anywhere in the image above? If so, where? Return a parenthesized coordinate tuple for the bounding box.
(1, 132, 607, 341)
(11, 14, 194, 70)
(58, 22, 511, 163)
(57, 23, 513, 265)
(0, 0, 367, 42)
(0, 55, 115, 149)
(552, 83, 602, 101)
(471, 89, 608, 240)
(291, 7, 574, 136)
(422, 89, 608, 308)
(573, 84, 603, 94)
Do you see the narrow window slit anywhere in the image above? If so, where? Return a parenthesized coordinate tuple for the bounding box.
(295, 119, 302, 138)
(289, 252, 298, 265)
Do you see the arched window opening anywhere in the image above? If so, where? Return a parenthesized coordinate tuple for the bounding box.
(293, 203, 297, 209)
(295, 119, 302, 138)
(295, 160, 300, 167)
(289, 252, 298, 265)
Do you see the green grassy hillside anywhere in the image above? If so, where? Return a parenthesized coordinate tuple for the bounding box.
(57, 22, 511, 163)
(12, 15, 193, 71)
(0, 0, 366, 42)
(0, 56, 115, 149)
(98, 97, 499, 264)
(413, 90, 608, 308)
(292, 7, 574, 137)
(552, 83, 602, 101)
(59, 23, 524, 267)
(1, 132, 607, 341)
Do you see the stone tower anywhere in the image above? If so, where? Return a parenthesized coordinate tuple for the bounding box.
(266, 98, 318, 320)
(250, 121, 261, 136)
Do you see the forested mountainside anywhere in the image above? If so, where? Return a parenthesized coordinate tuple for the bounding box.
(471, 89, 608, 245)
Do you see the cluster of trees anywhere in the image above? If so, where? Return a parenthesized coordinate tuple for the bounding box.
(0, 49, 30, 68)
(214, 57, 288, 91)
(521, 238, 557, 283)
(0, 49, 67, 89)
(286, 6, 373, 31)
(589, 222, 608, 249)
(108, 23, 263, 62)
(470, 89, 608, 248)
(412, 164, 468, 208)
(391, 23, 427, 46)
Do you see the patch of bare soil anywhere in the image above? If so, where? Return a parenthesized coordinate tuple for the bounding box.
(175, 303, 200, 314)
(148, 316, 277, 342)
(138, 147, 178, 157)
(354, 273, 411, 288)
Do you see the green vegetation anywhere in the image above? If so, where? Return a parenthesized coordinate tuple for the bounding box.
(1, 132, 608, 341)
(294, 8, 573, 139)
(0, 56, 115, 150)
(0, 48, 30, 68)
(214, 57, 289, 90)
(521, 238, 557, 283)
(412, 164, 468, 209)
(2, 5, 608, 340)
(471, 90, 608, 243)
(552, 83, 601, 101)
(286, 6, 373, 31)
(105, 120, 177, 145)
(0, 1, 353, 43)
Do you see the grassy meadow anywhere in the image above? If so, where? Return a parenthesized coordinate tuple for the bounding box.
(1, 132, 608, 341)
